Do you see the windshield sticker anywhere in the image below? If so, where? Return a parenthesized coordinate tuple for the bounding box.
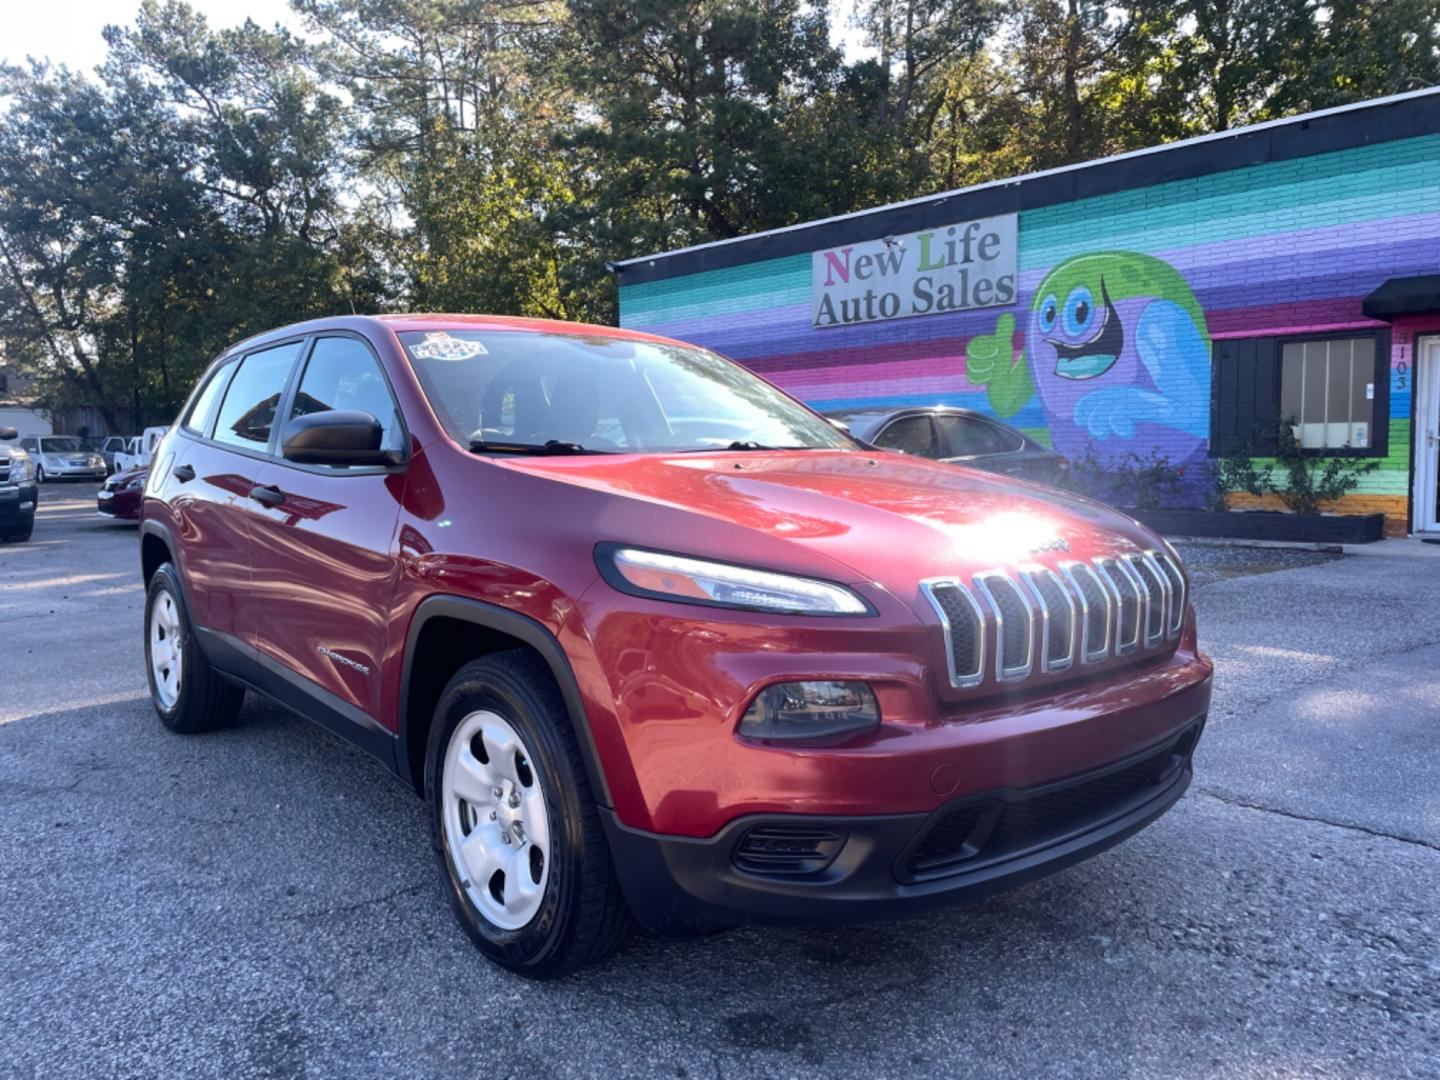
(409, 332, 488, 361)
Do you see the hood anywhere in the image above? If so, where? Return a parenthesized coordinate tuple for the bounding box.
(498, 449, 1160, 598)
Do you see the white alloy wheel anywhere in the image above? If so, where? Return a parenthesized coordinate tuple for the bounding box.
(441, 710, 552, 930)
(149, 590, 184, 709)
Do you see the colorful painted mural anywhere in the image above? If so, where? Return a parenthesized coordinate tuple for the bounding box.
(966, 251, 1211, 469)
(618, 129, 1440, 534)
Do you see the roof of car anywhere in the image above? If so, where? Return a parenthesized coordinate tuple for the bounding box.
(824, 405, 989, 421)
(222, 313, 684, 359)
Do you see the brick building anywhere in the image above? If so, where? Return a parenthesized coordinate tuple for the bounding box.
(613, 89, 1440, 538)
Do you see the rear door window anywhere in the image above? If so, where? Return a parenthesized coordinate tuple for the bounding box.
(212, 342, 305, 451)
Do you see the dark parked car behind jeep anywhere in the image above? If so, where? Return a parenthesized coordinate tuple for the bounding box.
(827, 405, 1068, 485)
(140, 315, 1212, 977)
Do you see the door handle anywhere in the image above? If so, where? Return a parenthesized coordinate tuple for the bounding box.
(172, 463, 196, 482)
(250, 483, 286, 508)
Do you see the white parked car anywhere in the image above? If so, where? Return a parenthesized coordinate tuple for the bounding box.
(113, 426, 169, 473)
(18, 435, 107, 483)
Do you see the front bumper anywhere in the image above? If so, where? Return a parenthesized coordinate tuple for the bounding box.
(97, 488, 141, 519)
(0, 483, 38, 525)
(604, 718, 1202, 933)
(43, 463, 105, 480)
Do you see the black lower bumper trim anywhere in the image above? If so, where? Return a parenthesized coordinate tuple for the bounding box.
(603, 730, 1198, 935)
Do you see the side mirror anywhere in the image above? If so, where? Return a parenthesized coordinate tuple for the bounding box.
(282, 410, 400, 467)
(0, 426, 16, 441)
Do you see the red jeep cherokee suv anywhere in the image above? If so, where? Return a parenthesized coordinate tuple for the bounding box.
(140, 315, 1212, 977)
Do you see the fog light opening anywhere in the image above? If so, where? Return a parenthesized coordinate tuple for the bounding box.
(738, 680, 881, 744)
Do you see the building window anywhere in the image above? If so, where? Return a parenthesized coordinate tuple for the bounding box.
(1211, 331, 1389, 457)
(1280, 337, 1377, 450)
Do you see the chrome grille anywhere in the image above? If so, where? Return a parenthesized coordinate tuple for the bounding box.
(1097, 557, 1142, 654)
(1062, 561, 1112, 664)
(924, 549, 1185, 691)
(974, 572, 1034, 681)
(920, 580, 985, 688)
(1156, 552, 1187, 636)
(1021, 566, 1075, 674)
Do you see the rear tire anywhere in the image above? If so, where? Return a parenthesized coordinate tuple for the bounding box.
(144, 562, 245, 733)
(427, 650, 632, 978)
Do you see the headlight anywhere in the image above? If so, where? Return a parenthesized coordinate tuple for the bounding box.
(125, 474, 146, 491)
(597, 545, 872, 616)
(740, 680, 881, 743)
(8, 455, 34, 483)
(90, 454, 104, 467)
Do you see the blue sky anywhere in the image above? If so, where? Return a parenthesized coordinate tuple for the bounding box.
(5, 0, 872, 74)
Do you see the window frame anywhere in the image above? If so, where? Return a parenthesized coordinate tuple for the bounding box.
(1210, 328, 1391, 459)
(179, 330, 409, 477)
(275, 332, 411, 475)
(182, 356, 239, 437)
(207, 336, 312, 456)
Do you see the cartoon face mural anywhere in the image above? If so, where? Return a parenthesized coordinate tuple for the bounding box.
(966, 251, 1212, 463)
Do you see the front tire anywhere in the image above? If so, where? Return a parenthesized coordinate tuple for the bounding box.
(4, 516, 33, 542)
(427, 650, 632, 978)
(144, 563, 245, 733)
(35, 465, 44, 483)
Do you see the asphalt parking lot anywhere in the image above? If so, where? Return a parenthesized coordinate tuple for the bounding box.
(2, 485, 1438, 1079)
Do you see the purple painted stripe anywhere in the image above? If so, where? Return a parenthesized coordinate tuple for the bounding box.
(775, 352, 971, 392)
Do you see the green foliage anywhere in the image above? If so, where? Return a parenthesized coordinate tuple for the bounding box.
(1208, 452, 1273, 512)
(1207, 422, 1380, 514)
(1270, 418, 1380, 515)
(1059, 439, 1113, 502)
(2, 0, 1437, 427)
(1113, 448, 1186, 511)
(1060, 442, 1186, 510)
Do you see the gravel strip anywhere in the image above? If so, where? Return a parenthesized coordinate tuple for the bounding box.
(1171, 541, 1343, 589)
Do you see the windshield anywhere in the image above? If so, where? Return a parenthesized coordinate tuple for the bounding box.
(399, 329, 853, 454)
(41, 437, 87, 453)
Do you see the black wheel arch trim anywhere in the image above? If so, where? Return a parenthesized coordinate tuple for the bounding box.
(140, 519, 182, 585)
(397, 594, 614, 809)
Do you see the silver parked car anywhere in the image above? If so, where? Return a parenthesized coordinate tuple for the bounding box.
(18, 435, 107, 483)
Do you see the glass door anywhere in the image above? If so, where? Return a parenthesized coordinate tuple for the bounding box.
(1417, 337, 1440, 533)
